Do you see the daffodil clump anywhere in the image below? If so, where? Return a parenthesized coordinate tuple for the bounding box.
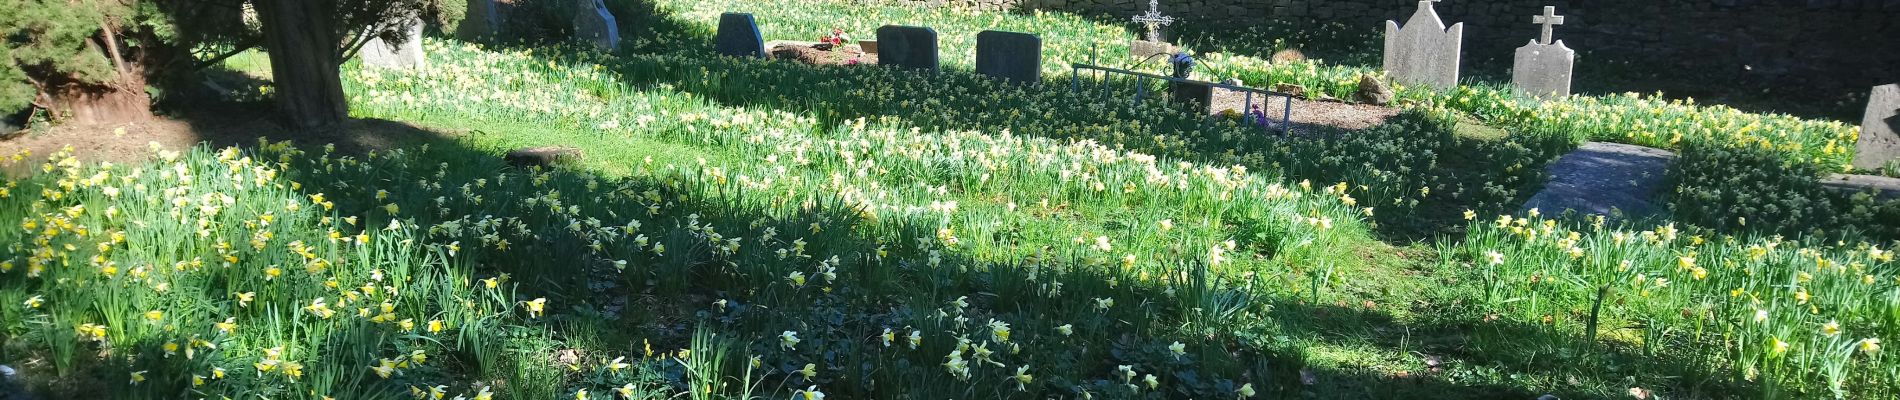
(1459, 211, 1899, 398)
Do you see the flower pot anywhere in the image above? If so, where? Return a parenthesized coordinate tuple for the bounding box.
(859, 40, 878, 54)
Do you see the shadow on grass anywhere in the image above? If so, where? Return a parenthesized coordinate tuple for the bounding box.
(1262, 300, 1748, 399)
(0, 114, 1304, 398)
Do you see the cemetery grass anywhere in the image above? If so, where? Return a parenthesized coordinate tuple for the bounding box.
(642, 0, 1900, 240)
(0, 42, 1763, 400)
(333, 43, 1695, 399)
(5, 17, 1894, 400)
(348, 38, 1900, 398)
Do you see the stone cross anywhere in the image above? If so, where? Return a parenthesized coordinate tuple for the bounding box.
(1131, 0, 1175, 42)
(1532, 6, 1565, 45)
(1511, 5, 1575, 100)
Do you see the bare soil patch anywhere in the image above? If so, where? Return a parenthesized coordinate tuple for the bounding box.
(767, 41, 877, 66)
(0, 103, 451, 177)
(1208, 88, 1401, 135)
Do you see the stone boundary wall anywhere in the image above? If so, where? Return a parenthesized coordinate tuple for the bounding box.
(940, 0, 1899, 109)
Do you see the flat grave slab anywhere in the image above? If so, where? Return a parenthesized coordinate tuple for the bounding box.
(1521, 142, 1675, 218)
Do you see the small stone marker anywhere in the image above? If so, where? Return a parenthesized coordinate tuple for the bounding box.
(1511, 6, 1575, 100)
(975, 30, 1041, 84)
(572, 0, 620, 51)
(1383, 0, 1464, 90)
(362, 19, 426, 70)
(1129, 0, 1177, 62)
(714, 13, 767, 58)
(1855, 84, 1900, 170)
(876, 25, 939, 73)
(455, 0, 500, 41)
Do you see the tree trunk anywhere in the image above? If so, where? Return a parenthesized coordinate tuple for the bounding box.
(253, 0, 348, 130)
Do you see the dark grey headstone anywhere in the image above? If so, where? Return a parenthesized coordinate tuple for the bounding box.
(975, 30, 1041, 84)
(714, 13, 766, 58)
(573, 0, 620, 51)
(1171, 81, 1213, 110)
(455, 0, 500, 41)
(876, 25, 939, 73)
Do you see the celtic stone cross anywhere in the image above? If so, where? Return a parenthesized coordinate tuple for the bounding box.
(1131, 0, 1175, 42)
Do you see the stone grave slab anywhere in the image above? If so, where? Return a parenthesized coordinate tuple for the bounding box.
(1383, 0, 1463, 90)
(876, 25, 939, 73)
(1521, 142, 1675, 218)
(1821, 173, 1900, 201)
(975, 30, 1041, 84)
(362, 19, 426, 69)
(714, 13, 767, 58)
(1511, 6, 1573, 100)
(573, 0, 620, 51)
(1854, 84, 1900, 170)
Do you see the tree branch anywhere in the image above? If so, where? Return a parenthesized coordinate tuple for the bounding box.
(193, 38, 264, 71)
(337, 20, 388, 62)
(98, 21, 130, 77)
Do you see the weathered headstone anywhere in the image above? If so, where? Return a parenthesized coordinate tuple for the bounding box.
(975, 30, 1041, 84)
(1131, 41, 1175, 62)
(1511, 6, 1575, 100)
(1129, 0, 1177, 62)
(1383, 0, 1464, 90)
(876, 25, 939, 73)
(573, 0, 620, 51)
(362, 19, 426, 70)
(455, 0, 501, 41)
(1854, 84, 1900, 170)
(714, 13, 767, 58)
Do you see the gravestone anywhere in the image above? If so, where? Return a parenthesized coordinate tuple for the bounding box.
(1511, 6, 1574, 100)
(1171, 81, 1213, 110)
(1855, 84, 1900, 170)
(714, 13, 767, 58)
(455, 0, 500, 41)
(1129, 0, 1177, 62)
(573, 0, 620, 51)
(1383, 0, 1464, 90)
(876, 25, 939, 73)
(362, 19, 426, 70)
(975, 31, 1041, 84)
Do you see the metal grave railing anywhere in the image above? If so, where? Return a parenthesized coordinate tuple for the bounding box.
(1069, 63, 1295, 136)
